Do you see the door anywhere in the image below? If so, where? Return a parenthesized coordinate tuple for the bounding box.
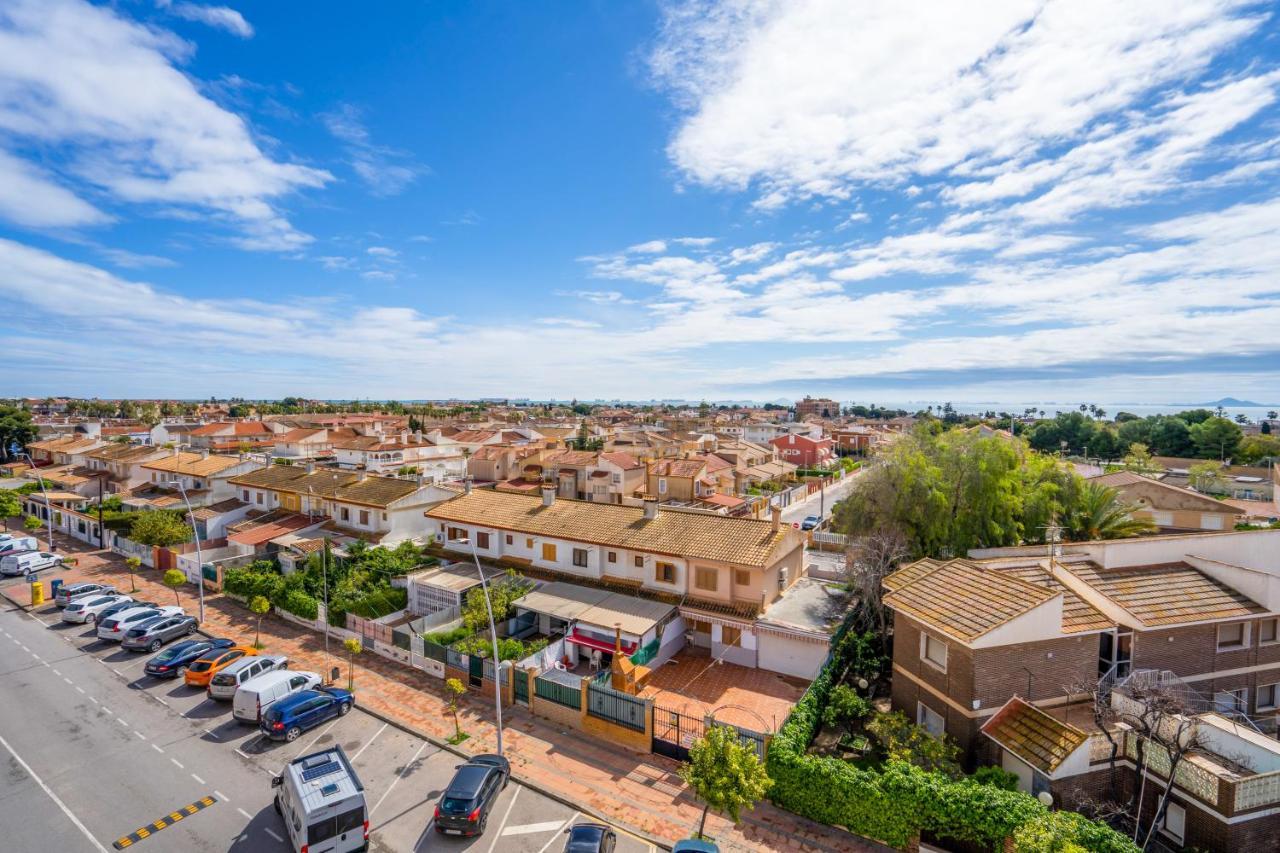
(280, 492, 300, 512)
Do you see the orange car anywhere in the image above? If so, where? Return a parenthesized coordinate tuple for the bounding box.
(183, 645, 258, 687)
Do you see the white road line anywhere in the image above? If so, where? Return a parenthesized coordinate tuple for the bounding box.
(349, 722, 388, 762)
(489, 787, 523, 850)
(236, 807, 251, 820)
(191, 773, 206, 785)
(41, 661, 49, 667)
(51, 668, 61, 676)
(88, 696, 98, 704)
(155, 697, 169, 706)
(294, 719, 341, 758)
(0, 732, 110, 853)
(170, 758, 185, 770)
(101, 706, 112, 716)
(370, 740, 430, 818)
(503, 819, 569, 837)
(19, 644, 28, 652)
(116, 717, 128, 727)
(75, 686, 85, 694)
(151, 743, 164, 754)
(265, 827, 284, 842)
(203, 728, 219, 739)
(215, 790, 229, 803)
(534, 815, 578, 853)
(62, 677, 73, 686)
(234, 748, 252, 760)
(30, 651, 39, 660)
(134, 731, 146, 740)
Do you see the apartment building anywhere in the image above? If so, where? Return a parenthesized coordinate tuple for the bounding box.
(131, 450, 265, 508)
(84, 443, 170, 492)
(330, 432, 465, 480)
(770, 432, 835, 467)
(794, 396, 840, 419)
(26, 434, 107, 467)
(425, 486, 831, 677)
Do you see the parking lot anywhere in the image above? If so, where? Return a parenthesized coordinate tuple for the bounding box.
(0, 596, 656, 853)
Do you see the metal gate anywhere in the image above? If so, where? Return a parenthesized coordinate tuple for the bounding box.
(652, 706, 704, 761)
(468, 654, 484, 687)
(513, 669, 529, 705)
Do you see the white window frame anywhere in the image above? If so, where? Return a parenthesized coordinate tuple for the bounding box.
(920, 632, 948, 673)
(1217, 621, 1249, 652)
(1259, 618, 1279, 646)
(917, 702, 945, 738)
(1258, 682, 1279, 712)
(1200, 513, 1224, 530)
(658, 478, 667, 495)
(1161, 801, 1185, 844)
(1215, 687, 1247, 713)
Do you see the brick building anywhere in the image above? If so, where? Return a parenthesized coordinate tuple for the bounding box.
(793, 396, 839, 419)
(769, 433, 834, 467)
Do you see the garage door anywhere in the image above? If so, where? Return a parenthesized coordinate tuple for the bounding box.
(757, 634, 827, 679)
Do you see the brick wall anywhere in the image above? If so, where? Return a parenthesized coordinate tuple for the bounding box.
(972, 634, 1096, 709)
(1133, 619, 1280, 713)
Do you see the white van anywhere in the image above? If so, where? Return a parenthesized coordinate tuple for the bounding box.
(1, 551, 62, 577)
(233, 670, 321, 723)
(207, 653, 289, 700)
(272, 746, 368, 853)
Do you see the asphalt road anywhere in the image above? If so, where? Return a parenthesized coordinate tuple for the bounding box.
(0, 601, 656, 853)
(779, 466, 866, 525)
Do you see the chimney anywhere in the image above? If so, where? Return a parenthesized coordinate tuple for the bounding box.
(200, 447, 209, 459)
(733, 469, 744, 496)
(614, 622, 623, 656)
(359, 469, 369, 482)
(771, 503, 781, 532)
(541, 483, 555, 507)
(172, 445, 180, 457)
(464, 476, 473, 496)
(306, 460, 315, 474)
(643, 494, 659, 520)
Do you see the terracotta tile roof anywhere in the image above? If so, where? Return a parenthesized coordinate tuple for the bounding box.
(142, 452, 248, 477)
(545, 449, 599, 467)
(1000, 565, 1112, 634)
(85, 444, 166, 463)
(651, 458, 707, 478)
(228, 512, 319, 546)
(1091, 471, 1235, 514)
(883, 558, 941, 592)
(700, 493, 746, 509)
(189, 421, 272, 437)
(450, 429, 498, 444)
(1063, 562, 1267, 627)
(495, 478, 543, 493)
(981, 697, 1089, 774)
(882, 559, 1056, 643)
(188, 498, 250, 521)
(599, 451, 642, 470)
(701, 454, 733, 473)
(276, 428, 327, 442)
(427, 489, 797, 567)
(228, 466, 426, 508)
(28, 435, 103, 454)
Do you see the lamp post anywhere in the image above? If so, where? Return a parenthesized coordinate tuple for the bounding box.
(19, 452, 55, 552)
(459, 536, 504, 757)
(168, 479, 205, 623)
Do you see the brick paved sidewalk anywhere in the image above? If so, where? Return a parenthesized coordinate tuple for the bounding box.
(5, 543, 887, 853)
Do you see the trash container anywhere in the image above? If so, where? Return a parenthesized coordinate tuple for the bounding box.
(30, 581, 44, 607)
(50, 578, 63, 599)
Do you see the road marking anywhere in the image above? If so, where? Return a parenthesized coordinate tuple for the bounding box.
(370, 740, 430, 818)
(63, 677, 73, 686)
(30, 651, 39, 660)
(75, 686, 85, 694)
(0, 732, 110, 853)
(170, 758, 185, 770)
(502, 819, 568, 837)
(534, 815, 578, 853)
(20, 644, 28, 652)
(191, 773, 206, 785)
(234, 748, 252, 760)
(489, 787, 524, 850)
(152, 744, 164, 754)
(349, 722, 387, 762)
(214, 790, 228, 802)
(117, 717, 128, 727)
(113, 795, 217, 850)
(265, 827, 284, 842)
(102, 706, 112, 715)
(155, 697, 169, 707)
(89, 696, 98, 704)
(294, 718, 341, 758)
(134, 731, 146, 740)
(202, 728, 219, 740)
(52, 668, 61, 676)
(236, 807, 251, 820)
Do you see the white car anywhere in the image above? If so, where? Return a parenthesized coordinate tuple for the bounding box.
(61, 594, 133, 624)
(97, 605, 182, 642)
(0, 551, 62, 576)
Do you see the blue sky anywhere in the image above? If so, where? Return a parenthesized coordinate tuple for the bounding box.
(1, 0, 1278, 404)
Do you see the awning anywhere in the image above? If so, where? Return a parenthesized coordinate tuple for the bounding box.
(568, 629, 636, 655)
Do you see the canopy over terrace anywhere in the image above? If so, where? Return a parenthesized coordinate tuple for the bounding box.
(514, 580, 675, 656)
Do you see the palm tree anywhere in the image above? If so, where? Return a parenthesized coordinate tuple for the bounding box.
(1066, 482, 1157, 541)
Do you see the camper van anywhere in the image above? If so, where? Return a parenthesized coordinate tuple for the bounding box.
(272, 746, 368, 853)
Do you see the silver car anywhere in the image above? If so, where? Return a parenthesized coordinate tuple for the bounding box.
(97, 606, 182, 642)
(121, 614, 199, 652)
(61, 594, 133, 624)
(55, 581, 117, 608)
(207, 654, 289, 700)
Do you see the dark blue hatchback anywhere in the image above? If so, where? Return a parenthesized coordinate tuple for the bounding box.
(144, 638, 234, 678)
(259, 687, 355, 741)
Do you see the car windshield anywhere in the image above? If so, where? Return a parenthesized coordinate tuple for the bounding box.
(188, 659, 214, 672)
(154, 645, 193, 662)
(441, 796, 474, 813)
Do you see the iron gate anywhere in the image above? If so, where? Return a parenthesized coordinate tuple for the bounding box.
(652, 706, 704, 761)
(513, 669, 529, 705)
(468, 654, 484, 687)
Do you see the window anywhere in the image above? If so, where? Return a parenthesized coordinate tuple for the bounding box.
(694, 567, 718, 592)
(505, 534, 513, 545)
(241, 490, 249, 501)
(255, 492, 263, 505)
(921, 633, 948, 672)
(658, 478, 667, 494)
(358, 510, 369, 525)
(721, 626, 741, 647)
(1201, 514, 1224, 530)
(607, 551, 617, 564)
(476, 532, 490, 549)
(1215, 688, 1247, 713)
(526, 537, 533, 548)
(917, 702, 945, 738)
(654, 562, 676, 583)
(573, 548, 588, 568)
(340, 507, 350, 522)
(1161, 801, 1186, 844)
(1260, 618, 1278, 645)
(1150, 510, 1174, 526)
(1258, 683, 1279, 711)
(1217, 622, 1249, 651)
(634, 555, 644, 568)
(735, 569, 751, 586)
(541, 543, 557, 562)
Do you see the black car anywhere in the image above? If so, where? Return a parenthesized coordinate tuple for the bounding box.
(144, 638, 234, 678)
(564, 823, 617, 853)
(434, 754, 510, 837)
(122, 614, 199, 652)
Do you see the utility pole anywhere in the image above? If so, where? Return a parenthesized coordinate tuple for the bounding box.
(322, 537, 331, 658)
(97, 476, 104, 548)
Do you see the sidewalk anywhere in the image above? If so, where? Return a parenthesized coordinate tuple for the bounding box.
(3, 544, 886, 853)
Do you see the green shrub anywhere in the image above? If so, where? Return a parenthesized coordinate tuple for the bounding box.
(277, 589, 318, 620)
(971, 765, 1020, 791)
(424, 624, 472, 646)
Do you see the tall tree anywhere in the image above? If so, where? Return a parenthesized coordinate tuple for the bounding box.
(1188, 416, 1243, 460)
(679, 724, 772, 839)
(1065, 482, 1156, 541)
(128, 511, 192, 548)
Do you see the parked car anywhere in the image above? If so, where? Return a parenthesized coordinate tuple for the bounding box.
(0, 536, 38, 557)
(259, 687, 355, 742)
(672, 841, 719, 853)
(121, 614, 199, 652)
(564, 823, 617, 853)
(55, 581, 118, 608)
(96, 605, 182, 642)
(433, 754, 510, 837)
(1, 550, 61, 576)
(233, 670, 321, 723)
(143, 639, 235, 679)
(61, 594, 132, 624)
(800, 515, 821, 531)
(184, 645, 258, 688)
(95, 598, 158, 624)
(207, 653, 288, 700)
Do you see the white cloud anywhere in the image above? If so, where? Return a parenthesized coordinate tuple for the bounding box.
(158, 2, 254, 39)
(0, 0, 328, 248)
(626, 239, 668, 254)
(0, 148, 109, 228)
(366, 246, 398, 258)
(360, 270, 396, 282)
(321, 104, 423, 197)
(536, 317, 602, 329)
(97, 247, 177, 269)
(318, 256, 355, 271)
(673, 236, 716, 247)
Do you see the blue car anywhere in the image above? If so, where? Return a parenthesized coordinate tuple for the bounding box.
(259, 687, 355, 742)
(144, 638, 234, 678)
(800, 515, 821, 530)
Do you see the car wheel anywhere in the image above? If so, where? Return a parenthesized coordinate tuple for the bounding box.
(272, 795, 281, 816)
(186, 623, 196, 634)
(176, 665, 188, 679)
(338, 702, 351, 717)
(285, 726, 301, 742)
(86, 613, 96, 624)
(148, 640, 161, 652)
(479, 814, 488, 835)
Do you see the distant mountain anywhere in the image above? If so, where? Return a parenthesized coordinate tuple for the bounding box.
(1195, 397, 1268, 407)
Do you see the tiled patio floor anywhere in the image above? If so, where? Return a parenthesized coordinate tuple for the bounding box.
(640, 647, 806, 733)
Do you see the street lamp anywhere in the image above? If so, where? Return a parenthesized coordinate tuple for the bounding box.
(457, 535, 504, 757)
(19, 452, 55, 553)
(168, 479, 205, 623)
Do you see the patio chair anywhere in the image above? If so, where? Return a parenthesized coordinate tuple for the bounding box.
(590, 648, 602, 672)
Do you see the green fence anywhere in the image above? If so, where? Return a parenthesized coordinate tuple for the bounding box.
(586, 679, 648, 732)
(514, 669, 529, 704)
(534, 674, 581, 710)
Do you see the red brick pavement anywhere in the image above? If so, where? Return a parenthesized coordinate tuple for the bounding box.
(4, 538, 885, 853)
